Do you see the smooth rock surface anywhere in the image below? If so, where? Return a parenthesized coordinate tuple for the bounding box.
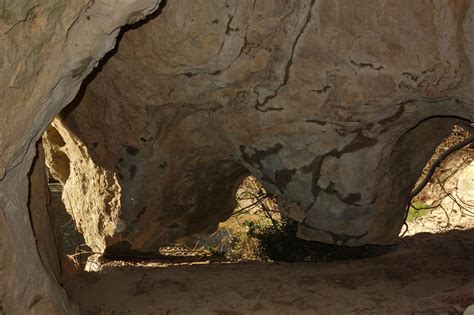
(465, 305, 474, 315)
(45, 0, 474, 253)
(28, 142, 62, 281)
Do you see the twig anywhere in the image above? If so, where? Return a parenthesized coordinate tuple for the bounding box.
(453, 188, 474, 208)
(260, 200, 277, 227)
(439, 204, 451, 228)
(410, 203, 439, 211)
(437, 179, 474, 217)
(411, 134, 474, 198)
(232, 195, 271, 216)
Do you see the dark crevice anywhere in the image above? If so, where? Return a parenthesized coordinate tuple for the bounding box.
(26, 145, 48, 270)
(349, 59, 384, 71)
(402, 72, 419, 82)
(219, 25, 252, 73)
(131, 207, 146, 225)
(306, 119, 327, 125)
(240, 143, 284, 188)
(310, 85, 331, 94)
(255, 0, 316, 112)
(225, 14, 235, 34)
(239, 143, 284, 167)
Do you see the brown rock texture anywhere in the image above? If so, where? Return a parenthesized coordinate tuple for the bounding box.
(1, 0, 474, 312)
(45, 0, 474, 255)
(0, 0, 161, 313)
(44, 120, 123, 252)
(28, 142, 62, 282)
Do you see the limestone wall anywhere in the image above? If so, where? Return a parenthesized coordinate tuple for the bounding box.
(0, 0, 161, 313)
(46, 0, 474, 254)
(1, 1, 474, 312)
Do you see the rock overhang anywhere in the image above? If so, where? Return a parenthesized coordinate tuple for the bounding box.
(42, 0, 474, 251)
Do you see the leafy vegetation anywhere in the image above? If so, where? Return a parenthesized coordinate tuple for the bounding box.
(407, 202, 429, 222)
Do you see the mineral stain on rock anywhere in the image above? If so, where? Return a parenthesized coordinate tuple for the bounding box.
(239, 143, 284, 168)
(126, 146, 140, 156)
(274, 168, 296, 191)
(129, 165, 137, 179)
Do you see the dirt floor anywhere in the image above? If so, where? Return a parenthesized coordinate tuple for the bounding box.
(64, 226, 474, 314)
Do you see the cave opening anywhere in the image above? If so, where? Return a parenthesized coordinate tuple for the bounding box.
(403, 122, 474, 237)
(38, 117, 474, 273)
(4, 0, 474, 313)
(29, 0, 474, 278)
(31, 117, 474, 313)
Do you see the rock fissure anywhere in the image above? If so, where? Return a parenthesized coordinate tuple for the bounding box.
(5, 4, 40, 35)
(298, 222, 369, 246)
(64, 0, 95, 44)
(254, 0, 315, 112)
(349, 59, 384, 71)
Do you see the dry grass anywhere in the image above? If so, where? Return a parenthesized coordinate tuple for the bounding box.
(181, 176, 281, 261)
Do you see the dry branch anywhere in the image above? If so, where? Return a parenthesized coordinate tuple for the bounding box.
(410, 134, 474, 198)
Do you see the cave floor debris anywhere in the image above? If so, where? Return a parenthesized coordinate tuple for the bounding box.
(65, 228, 474, 314)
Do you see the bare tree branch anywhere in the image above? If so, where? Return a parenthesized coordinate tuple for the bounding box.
(410, 134, 474, 198)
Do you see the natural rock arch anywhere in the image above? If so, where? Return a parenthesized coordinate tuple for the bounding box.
(1, 0, 474, 313)
(45, 0, 474, 252)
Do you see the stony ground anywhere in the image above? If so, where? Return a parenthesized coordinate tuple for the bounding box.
(64, 224, 474, 314)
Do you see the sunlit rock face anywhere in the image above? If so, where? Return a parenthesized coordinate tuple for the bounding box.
(43, 122, 123, 252)
(45, 0, 474, 254)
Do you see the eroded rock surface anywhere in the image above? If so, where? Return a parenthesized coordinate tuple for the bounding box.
(44, 0, 474, 255)
(0, 0, 161, 313)
(1, 0, 474, 313)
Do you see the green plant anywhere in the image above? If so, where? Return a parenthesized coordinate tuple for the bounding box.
(407, 202, 429, 222)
